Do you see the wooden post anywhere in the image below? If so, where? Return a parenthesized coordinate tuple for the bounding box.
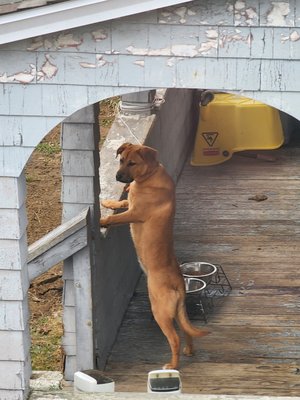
(0, 173, 31, 400)
(61, 104, 101, 380)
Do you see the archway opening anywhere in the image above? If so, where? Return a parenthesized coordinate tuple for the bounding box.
(26, 96, 120, 372)
(25, 89, 300, 395)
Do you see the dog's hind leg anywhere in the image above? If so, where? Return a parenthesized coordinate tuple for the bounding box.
(176, 317, 193, 356)
(182, 333, 194, 356)
(150, 292, 180, 369)
(154, 312, 180, 369)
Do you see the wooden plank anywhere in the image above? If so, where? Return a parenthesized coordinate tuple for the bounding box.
(63, 106, 96, 124)
(61, 176, 96, 204)
(0, 330, 30, 361)
(175, 198, 300, 211)
(209, 314, 300, 327)
(211, 294, 300, 315)
(63, 203, 94, 223)
(216, 261, 300, 273)
(27, 207, 89, 262)
(63, 355, 76, 382)
(0, 176, 26, 209)
(63, 280, 75, 307)
(174, 221, 300, 236)
(0, 269, 29, 300)
(62, 331, 76, 355)
(28, 226, 88, 282)
(0, 235, 28, 270)
(73, 246, 94, 371)
(0, 146, 34, 177)
(0, 204, 27, 240)
(63, 306, 76, 333)
(62, 123, 95, 150)
(0, 390, 26, 400)
(61, 150, 95, 177)
(0, 361, 26, 389)
(0, 299, 29, 330)
(175, 209, 300, 219)
(62, 257, 74, 280)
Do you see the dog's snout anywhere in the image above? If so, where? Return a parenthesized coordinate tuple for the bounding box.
(116, 171, 133, 183)
(116, 171, 122, 181)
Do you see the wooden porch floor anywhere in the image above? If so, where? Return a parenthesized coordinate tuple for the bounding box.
(105, 146, 300, 396)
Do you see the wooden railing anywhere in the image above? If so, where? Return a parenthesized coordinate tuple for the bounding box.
(27, 207, 94, 372)
(28, 207, 90, 282)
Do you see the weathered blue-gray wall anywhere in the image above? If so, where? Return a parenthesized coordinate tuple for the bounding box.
(1, 0, 300, 398)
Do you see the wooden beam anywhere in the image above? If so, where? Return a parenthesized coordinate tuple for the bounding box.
(27, 208, 90, 282)
(73, 246, 94, 371)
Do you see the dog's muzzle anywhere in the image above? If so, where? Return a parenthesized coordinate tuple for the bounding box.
(116, 171, 133, 183)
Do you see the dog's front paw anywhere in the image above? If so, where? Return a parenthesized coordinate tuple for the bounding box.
(100, 217, 110, 227)
(101, 200, 117, 209)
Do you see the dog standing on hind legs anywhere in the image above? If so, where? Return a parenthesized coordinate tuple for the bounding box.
(100, 142, 209, 369)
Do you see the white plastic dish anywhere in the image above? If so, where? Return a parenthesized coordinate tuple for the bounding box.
(74, 370, 115, 393)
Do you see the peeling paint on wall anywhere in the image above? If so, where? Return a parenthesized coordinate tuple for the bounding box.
(126, 45, 148, 56)
(159, 4, 196, 24)
(174, 6, 188, 23)
(219, 28, 253, 49)
(166, 57, 176, 67)
(40, 55, 58, 79)
(28, 32, 83, 51)
(234, 0, 258, 26)
(281, 30, 300, 43)
(91, 29, 108, 41)
(12, 71, 35, 84)
(133, 60, 145, 67)
(27, 39, 44, 51)
(55, 33, 83, 49)
(0, 54, 58, 83)
(96, 55, 108, 67)
(198, 28, 219, 55)
(0, 67, 35, 83)
(267, 2, 290, 26)
(79, 62, 97, 68)
(290, 30, 300, 41)
(171, 44, 198, 57)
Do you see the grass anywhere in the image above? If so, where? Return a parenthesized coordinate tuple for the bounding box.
(26, 175, 37, 183)
(36, 142, 61, 155)
(30, 312, 63, 371)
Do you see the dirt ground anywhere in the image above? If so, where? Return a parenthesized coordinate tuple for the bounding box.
(26, 99, 117, 371)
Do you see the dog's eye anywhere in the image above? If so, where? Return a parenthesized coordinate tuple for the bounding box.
(120, 158, 124, 164)
(127, 161, 136, 167)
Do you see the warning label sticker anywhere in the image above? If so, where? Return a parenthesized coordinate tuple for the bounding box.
(203, 148, 220, 156)
(202, 132, 218, 147)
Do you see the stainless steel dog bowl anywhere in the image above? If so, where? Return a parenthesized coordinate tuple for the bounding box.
(180, 262, 217, 284)
(184, 277, 206, 294)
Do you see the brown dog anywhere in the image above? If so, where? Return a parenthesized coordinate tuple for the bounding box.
(100, 142, 209, 369)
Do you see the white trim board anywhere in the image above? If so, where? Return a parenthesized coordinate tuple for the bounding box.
(0, 0, 192, 45)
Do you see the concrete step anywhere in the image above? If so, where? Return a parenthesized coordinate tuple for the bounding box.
(29, 372, 299, 400)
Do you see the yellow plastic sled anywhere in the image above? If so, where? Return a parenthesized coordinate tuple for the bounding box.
(191, 93, 284, 166)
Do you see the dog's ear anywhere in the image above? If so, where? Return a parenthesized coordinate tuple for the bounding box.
(116, 143, 132, 158)
(137, 146, 158, 163)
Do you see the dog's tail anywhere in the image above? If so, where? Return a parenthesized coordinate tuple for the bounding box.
(177, 300, 210, 338)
